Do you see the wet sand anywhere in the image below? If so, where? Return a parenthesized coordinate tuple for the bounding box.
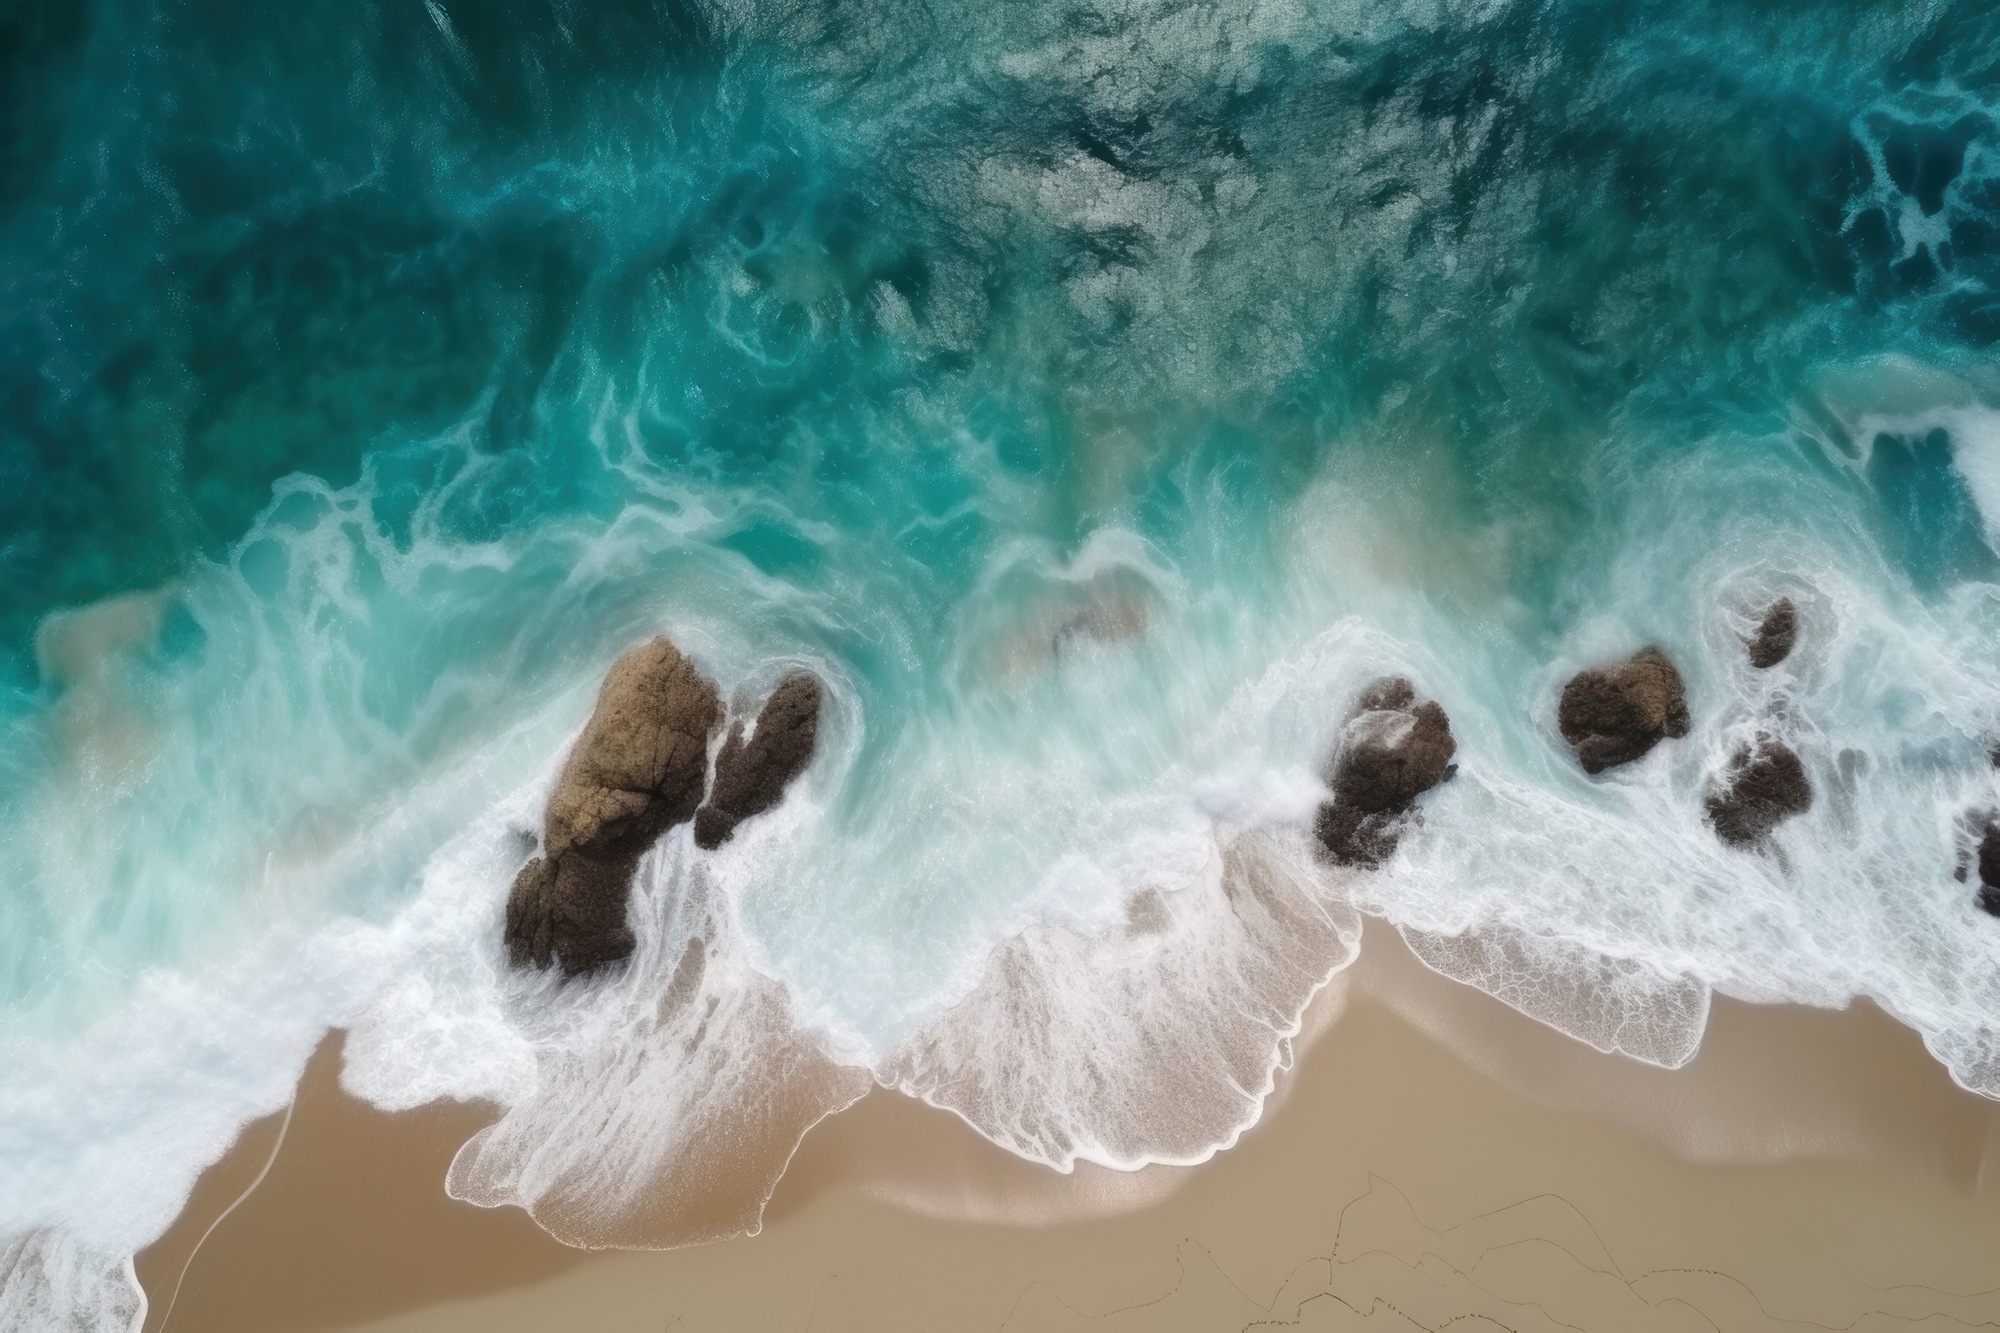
(140, 925, 2000, 1332)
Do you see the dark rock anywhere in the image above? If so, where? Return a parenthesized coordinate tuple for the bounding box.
(1980, 819, 2000, 918)
(1316, 676, 1457, 868)
(1747, 598, 1797, 669)
(1557, 647, 1691, 774)
(1704, 736, 1812, 847)
(694, 672, 822, 850)
(506, 636, 720, 974)
(504, 852, 637, 976)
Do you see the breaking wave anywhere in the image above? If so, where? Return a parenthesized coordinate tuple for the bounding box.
(4, 0, 2000, 1325)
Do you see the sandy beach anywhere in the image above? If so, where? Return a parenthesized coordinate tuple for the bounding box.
(135, 924, 2000, 1332)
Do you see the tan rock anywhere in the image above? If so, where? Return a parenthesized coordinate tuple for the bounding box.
(506, 637, 720, 974)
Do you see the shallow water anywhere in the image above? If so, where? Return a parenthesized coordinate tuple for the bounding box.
(4, 0, 2000, 1324)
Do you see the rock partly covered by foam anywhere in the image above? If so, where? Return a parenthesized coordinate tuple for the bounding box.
(693, 673, 822, 850)
(1557, 646, 1690, 774)
(1976, 817, 2000, 918)
(1315, 677, 1458, 868)
(1747, 598, 1798, 669)
(506, 636, 720, 974)
(1704, 735, 1811, 847)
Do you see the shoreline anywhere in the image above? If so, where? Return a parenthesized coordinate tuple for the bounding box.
(139, 922, 2000, 1331)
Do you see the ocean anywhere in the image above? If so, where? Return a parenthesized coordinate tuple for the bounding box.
(3, 0, 1999, 1324)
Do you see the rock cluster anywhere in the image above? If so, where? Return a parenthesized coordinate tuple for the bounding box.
(506, 639, 821, 975)
(1747, 598, 1797, 669)
(1704, 736, 1812, 847)
(1315, 677, 1457, 867)
(1304, 609, 2000, 921)
(505, 638, 719, 974)
(1557, 647, 1690, 774)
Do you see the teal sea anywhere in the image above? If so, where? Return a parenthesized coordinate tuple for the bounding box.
(5, 0, 2000, 1323)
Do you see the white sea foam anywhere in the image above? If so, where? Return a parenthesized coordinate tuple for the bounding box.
(12, 460, 2000, 1329)
(16, 380, 2000, 1333)
(1330, 436, 2000, 1094)
(0, 1234, 141, 1333)
(431, 843, 872, 1249)
(12, 41, 2000, 1329)
(883, 831, 1355, 1170)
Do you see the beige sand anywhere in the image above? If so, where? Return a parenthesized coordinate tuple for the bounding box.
(140, 925, 2000, 1332)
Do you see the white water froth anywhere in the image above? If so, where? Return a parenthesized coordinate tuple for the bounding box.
(1400, 924, 1711, 1068)
(12, 412, 2000, 1329)
(1338, 425, 2000, 1096)
(344, 763, 874, 1249)
(0, 1235, 141, 1333)
(884, 832, 1356, 1171)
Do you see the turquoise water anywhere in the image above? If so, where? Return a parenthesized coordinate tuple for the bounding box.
(5, 0, 2000, 1322)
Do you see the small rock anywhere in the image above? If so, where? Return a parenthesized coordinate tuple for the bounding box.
(1316, 677, 1458, 868)
(694, 672, 822, 849)
(1979, 818, 2000, 918)
(506, 636, 720, 974)
(1704, 736, 1812, 847)
(1747, 598, 1798, 669)
(1557, 647, 1691, 774)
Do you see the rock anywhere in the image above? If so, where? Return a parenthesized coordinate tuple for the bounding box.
(506, 636, 720, 974)
(693, 673, 822, 849)
(504, 853, 637, 975)
(541, 637, 721, 860)
(1704, 736, 1811, 847)
(1747, 598, 1797, 669)
(1557, 647, 1690, 774)
(1315, 677, 1458, 868)
(1979, 818, 2000, 918)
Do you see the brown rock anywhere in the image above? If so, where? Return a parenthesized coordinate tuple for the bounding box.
(1747, 598, 1798, 669)
(1315, 677, 1458, 868)
(1557, 647, 1690, 775)
(1704, 736, 1811, 847)
(693, 673, 823, 850)
(506, 637, 720, 974)
(504, 852, 636, 975)
(542, 637, 720, 859)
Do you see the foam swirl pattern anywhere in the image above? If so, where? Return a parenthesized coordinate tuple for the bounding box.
(3, 0, 2000, 1324)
